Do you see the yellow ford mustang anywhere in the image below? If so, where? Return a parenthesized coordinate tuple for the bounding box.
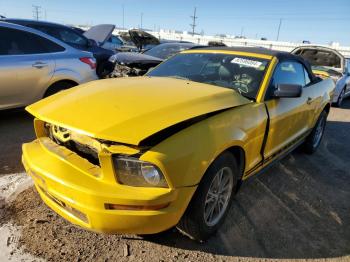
(22, 47, 334, 241)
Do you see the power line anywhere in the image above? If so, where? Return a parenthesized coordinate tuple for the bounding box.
(32, 5, 41, 20)
(190, 7, 198, 36)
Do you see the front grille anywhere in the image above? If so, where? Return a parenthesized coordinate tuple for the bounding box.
(46, 123, 100, 166)
(67, 140, 100, 166)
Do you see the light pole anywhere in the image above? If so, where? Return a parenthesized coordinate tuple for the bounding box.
(276, 18, 282, 41)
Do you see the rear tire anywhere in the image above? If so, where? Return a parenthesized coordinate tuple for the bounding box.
(177, 152, 238, 241)
(44, 81, 75, 98)
(304, 110, 327, 154)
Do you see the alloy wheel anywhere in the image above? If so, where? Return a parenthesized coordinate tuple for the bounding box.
(313, 116, 325, 148)
(204, 167, 233, 227)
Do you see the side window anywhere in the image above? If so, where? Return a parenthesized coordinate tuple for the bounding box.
(110, 36, 122, 45)
(0, 27, 64, 55)
(54, 27, 87, 46)
(267, 61, 306, 98)
(304, 68, 311, 85)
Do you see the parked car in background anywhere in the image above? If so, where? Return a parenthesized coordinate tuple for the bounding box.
(292, 46, 350, 107)
(127, 29, 160, 51)
(3, 19, 115, 78)
(22, 47, 334, 241)
(208, 41, 226, 47)
(102, 34, 137, 52)
(108, 42, 201, 77)
(0, 21, 97, 110)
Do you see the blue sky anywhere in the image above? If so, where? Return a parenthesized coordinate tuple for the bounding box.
(1, 0, 349, 45)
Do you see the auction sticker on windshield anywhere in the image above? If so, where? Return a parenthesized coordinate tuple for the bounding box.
(231, 57, 262, 68)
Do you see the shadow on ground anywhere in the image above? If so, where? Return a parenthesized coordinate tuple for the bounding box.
(0, 109, 34, 175)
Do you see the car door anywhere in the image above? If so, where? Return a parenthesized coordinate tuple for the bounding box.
(263, 60, 314, 161)
(0, 27, 55, 109)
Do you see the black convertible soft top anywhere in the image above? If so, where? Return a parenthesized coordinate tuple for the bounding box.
(195, 46, 318, 82)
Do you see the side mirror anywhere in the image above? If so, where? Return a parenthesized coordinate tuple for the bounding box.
(273, 84, 302, 98)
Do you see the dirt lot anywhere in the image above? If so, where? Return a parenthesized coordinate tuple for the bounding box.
(0, 101, 349, 262)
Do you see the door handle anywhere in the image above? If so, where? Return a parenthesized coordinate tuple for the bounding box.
(32, 62, 48, 69)
(307, 97, 313, 105)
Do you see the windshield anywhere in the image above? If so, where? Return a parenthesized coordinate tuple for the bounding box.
(144, 44, 193, 60)
(147, 52, 270, 99)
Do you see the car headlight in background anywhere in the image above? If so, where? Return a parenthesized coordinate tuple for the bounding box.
(113, 156, 168, 188)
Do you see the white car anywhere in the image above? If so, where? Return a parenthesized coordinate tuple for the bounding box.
(292, 46, 350, 107)
(0, 22, 98, 110)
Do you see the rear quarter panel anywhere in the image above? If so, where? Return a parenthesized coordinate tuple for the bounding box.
(311, 78, 335, 125)
(140, 103, 268, 188)
(42, 52, 97, 98)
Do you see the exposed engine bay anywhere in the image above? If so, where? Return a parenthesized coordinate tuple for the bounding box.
(109, 63, 143, 78)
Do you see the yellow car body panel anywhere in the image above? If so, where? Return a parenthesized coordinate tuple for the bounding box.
(26, 77, 250, 145)
(22, 138, 196, 233)
(22, 48, 335, 234)
(312, 69, 330, 79)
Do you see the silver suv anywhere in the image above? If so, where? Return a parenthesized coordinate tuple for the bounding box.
(0, 22, 98, 110)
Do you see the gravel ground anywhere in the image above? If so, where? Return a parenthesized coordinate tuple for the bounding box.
(0, 100, 350, 261)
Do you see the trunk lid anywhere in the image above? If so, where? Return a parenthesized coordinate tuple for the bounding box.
(291, 46, 345, 74)
(83, 24, 115, 46)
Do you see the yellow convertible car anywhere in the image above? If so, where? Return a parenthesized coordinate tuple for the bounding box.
(22, 47, 335, 241)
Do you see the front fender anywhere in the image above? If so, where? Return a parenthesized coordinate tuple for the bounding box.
(140, 103, 268, 188)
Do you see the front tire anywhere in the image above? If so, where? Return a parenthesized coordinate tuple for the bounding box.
(177, 152, 238, 241)
(304, 110, 327, 154)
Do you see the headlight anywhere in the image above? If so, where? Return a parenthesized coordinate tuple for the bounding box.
(108, 54, 118, 63)
(113, 156, 168, 188)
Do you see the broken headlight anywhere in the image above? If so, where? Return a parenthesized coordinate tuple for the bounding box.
(113, 156, 168, 188)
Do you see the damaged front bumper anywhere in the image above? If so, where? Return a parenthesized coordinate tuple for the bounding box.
(22, 137, 196, 234)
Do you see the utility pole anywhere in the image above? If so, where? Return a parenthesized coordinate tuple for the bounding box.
(140, 12, 143, 30)
(32, 5, 41, 20)
(276, 18, 282, 41)
(122, 5, 125, 29)
(190, 7, 198, 36)
(240, 27, 244, 37)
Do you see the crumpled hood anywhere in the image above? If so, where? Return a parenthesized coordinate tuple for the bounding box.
(26, 77, 250, 145)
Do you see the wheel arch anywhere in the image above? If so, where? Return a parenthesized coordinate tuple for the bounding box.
(225, 146, 246, 180)
(323, 103, 331, 114)
(43, 79, 79, 98)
